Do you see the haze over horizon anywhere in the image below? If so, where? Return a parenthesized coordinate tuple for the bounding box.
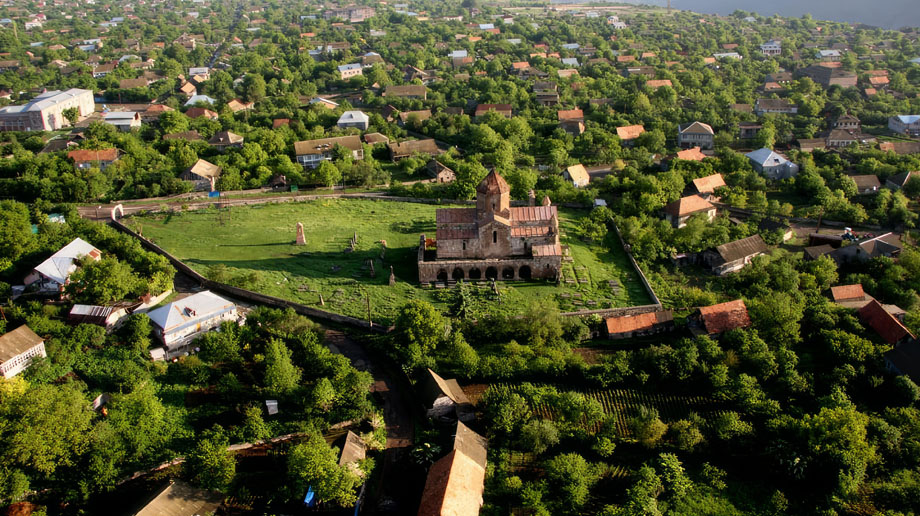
(552, 0, 920, 30)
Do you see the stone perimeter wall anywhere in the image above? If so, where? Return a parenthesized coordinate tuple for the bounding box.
(109, 196, 661, 325)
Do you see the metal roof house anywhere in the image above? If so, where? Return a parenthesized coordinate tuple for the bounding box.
(146, 290, 239, 352)
(24, 237, 101, 294)
(0, 325, 46, 378)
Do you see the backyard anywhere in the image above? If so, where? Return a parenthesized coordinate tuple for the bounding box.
(127, 198, 652, 325)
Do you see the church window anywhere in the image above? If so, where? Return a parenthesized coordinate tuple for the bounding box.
(493, 231, 497, 243)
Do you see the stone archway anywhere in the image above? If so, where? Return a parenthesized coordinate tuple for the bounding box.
(485, 267, 498, 280)
(519, 265, 532, 280)
(501, 267, 515, 280)
(468, 268, 482, 280)
(437, 269, 448, 282)
(452, 267, 465, 281)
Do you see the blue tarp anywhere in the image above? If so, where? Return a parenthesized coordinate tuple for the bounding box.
(304, 486, 316, 507)
(208, 190, 220, 198)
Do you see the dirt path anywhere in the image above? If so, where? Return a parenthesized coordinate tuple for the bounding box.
(325, 330, 418, 514)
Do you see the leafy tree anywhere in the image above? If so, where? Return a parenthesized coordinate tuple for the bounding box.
(186, 426, 235, 492)
(263, 338, 301, 395)
(519, 419, 560, 455)
(394, 300, 444, 368)
(629, 406, 668, 448)
(287, 432, 360, 507)
(545, 453, 596, 511)
(0, 200, 34, 264)
(65, 256, 143, 305)
(63, 107, 80, 127)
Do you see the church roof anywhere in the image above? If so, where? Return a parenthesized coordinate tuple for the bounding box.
(476, 170, 509, 194)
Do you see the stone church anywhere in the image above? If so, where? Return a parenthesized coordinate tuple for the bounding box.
(418, 171, 562, 283)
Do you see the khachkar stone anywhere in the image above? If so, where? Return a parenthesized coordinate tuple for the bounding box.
(295, 222, 306, 245)
(388, 266, 396, 286)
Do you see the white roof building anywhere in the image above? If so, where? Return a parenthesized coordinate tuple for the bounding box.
(25, 237, 101, 289)
(337, 110, 370, 129)
(746, 148, 800, 180)
(184, 94, 217, 106)
(146, 290, 239, 349)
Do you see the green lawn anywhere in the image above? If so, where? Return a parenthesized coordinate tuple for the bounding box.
(128, 199, 651, 324)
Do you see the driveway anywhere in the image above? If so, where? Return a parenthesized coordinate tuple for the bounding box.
(325, 330, 418, 514)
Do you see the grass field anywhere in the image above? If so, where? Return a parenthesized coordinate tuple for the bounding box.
(127, 198, 651, 324)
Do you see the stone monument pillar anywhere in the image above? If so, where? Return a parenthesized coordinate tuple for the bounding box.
(388, 266, 396, 286)
(295, 222, 306, 245)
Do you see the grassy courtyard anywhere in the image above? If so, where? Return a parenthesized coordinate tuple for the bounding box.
(127, 198, 651, 324)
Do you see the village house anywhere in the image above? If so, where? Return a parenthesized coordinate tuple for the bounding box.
(337, 63, 363, 80)
(67, 148, 119, 170)
(754, 98, 798, 115)
(294, 135, 364, 168)
(859, 299, 915, 345)
(364, 132, 389, 145)
(834, 114, 861, 130)
(760, 39, 782, 56)
(308, 97, 339, 109)
(418, 171, 562, 283)
(388, 139, 442, 161)
(826, 128, 875, 148)
(185, 107, 218, 120)
(420, 368, 475, 422)
(850, 175, 881, 195)
(227, 99, 254, 112)
(134, 481, 223, 516)
(383, 84, 427, 100)
(796, 65, 858, 88)
(181, 159, 221, 191)
(889, 115, 920, 137)
(746, 148, 800, 179)
(616, 124, 645, 146)
(102, 111, 141, 131)
(427, 159, 456, 183)
(337, 110, 370, 130)
(558, 108, 585, 136)
(886, 171, 920, 190)
(879, 141, 920, 155)
(701, 234, 769, 275)
(474, 103, 512, 118)
(677, 121, 714, 150)
(830, 233, 902, 265)
(686, 173, 726, 200)
(534, 81, 559, 106)
(24, 237, 101, 295)
(208, 130, 244, 151)
(398, 109, 432, 126)
(739, 121, 762, 139)
(604, 310, 675, 339)
(691, 299, 752, 336)
(816, 49, 842, 61)
(564, 164, 590, 188)
(0, 325, 46, 379)
(146, 290, 239, 356)
(68, 304, 131, 331)
(663, 195, 716, 228)
(418, 422, 487, 516)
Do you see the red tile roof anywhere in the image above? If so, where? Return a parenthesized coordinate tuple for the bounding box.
(691, 173, 725, 193)
(616, 124, 645, 140)
(606, 311, 673, 334)
(67, 148, 118, 163)
(557, 109, 584, 121)
(417, 450, 485, 516)
(859, 299, 915, 344)
(675, 147, 707, 161)
(831, 284, 865, 302)
(646, 79, 673, 88)
(699, 299, 751, 334)
(664, 195, 714, 217)
(476, 170, 510, 194)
